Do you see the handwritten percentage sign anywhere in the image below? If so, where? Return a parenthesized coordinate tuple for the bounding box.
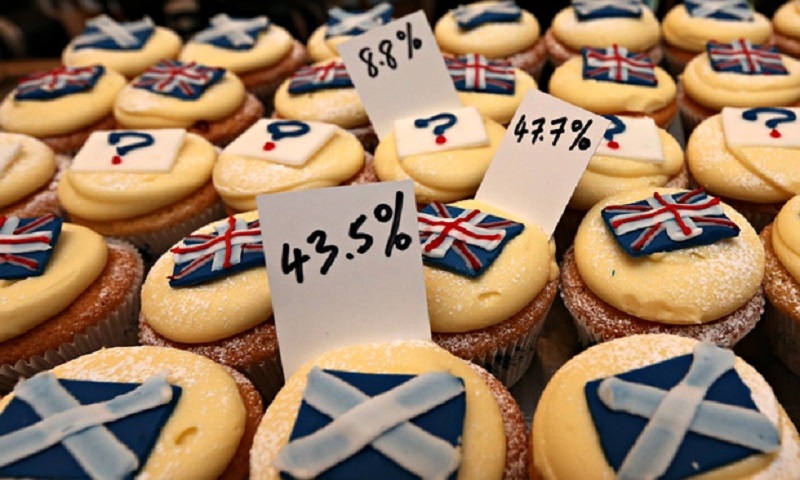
(395, 21, 422, 60)
(569, 118, 593, 151)
(374, 191, 412, 257)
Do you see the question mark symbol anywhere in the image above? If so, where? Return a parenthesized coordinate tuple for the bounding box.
(414, 113, 458, 145)
(742, 107, 797, 139)
(263, 120, 311, 151)
(108, 131, 155, 165)
(602, 115, 626, 150)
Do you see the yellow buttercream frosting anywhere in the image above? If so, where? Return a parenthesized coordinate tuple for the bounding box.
(0, 223, 106, 342)
(549, 56, 675, 114)
(63, 27, 182, 78)
(0, 67, 125, 137)
(772, 195, 800, 284)
(250, 340, 507, 480)
(662, 5, 772, 53)
(180, 25, 294, 73)
(58, 133, 216, 221)
(374, 118, 505, 204)
(774, 1, 800, 38)
(574, 187, 764, 325)
(551, 6, 660, 52)
(0, 133, 55, 208)
(569, 128, 684, 211)
(435, 1, 540, 58)
(306, 25, 351, 62)
(142, 211, 272, 344)
(457, 68, 537, 125)
(532, 334, 800, 479)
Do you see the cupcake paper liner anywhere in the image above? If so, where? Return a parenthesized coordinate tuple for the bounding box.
(764, 302, 800, 377)
(244, 355, 285, 405)
(663, 47, 690, 77)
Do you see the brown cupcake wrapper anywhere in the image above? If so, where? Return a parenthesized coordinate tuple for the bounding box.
(764, 302, 800, 377)
(243, 354, 285, 405)
(247, 80, 283, 118)
(663, 48, 691, 77)
(738, 210, 775, 233)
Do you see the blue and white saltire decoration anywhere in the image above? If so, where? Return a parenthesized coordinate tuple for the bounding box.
(573, 0, 643, 21)
(14, 65, 104, 101)
(191, 14, 270, 50)
(132, 60, 225, 100)
(582, 45, 657, 86)
(72, 15, 155, 51)
(326, 2, 393, 38)
(288, 60, 353, 94)
(707, 40, 788, 75)
(445, 54, 516, 95)
(453, 0, 522, 29)
(684, 0, 754, 21)
(0, 214, 62, 280)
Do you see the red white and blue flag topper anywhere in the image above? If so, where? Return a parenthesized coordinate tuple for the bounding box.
(288, 60, 353, 95)
(395, 106, 489, 158)
(0, 214, 62, 280)
(14, 65, 104, 101)
(685, 0, 754, 21)
(453, 0, 522, 30)
(445, 54, 515, 95)
(223, 119, 337, 166)
(169, 216, 265, 287)
(325, 2, 394, 38)
(722, 107, 800, 147)
(707, 39, 788, 75)
(133, 60, 225, 101)
(191, 14, 270, 50)
(418, 202, 524, 278)
(573, 0, 643, 21)
(582, 45, 657, 87)
(601, 189, 740, 257)
(72, 15, 155, 51)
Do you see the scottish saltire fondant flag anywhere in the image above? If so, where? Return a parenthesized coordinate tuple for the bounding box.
(573, 0, 643, 21)
(15, 65, 104, 101)
(0, 214, 62, 280)
(133, 60, 225, 100)
(582, 45, 657, 86)
(445, 54, 515, 95)
(326, 2, 393, 38)
(192, 14, 270, 50)
(453, 0, 522, 29)
(72, 15, 155, 50)
(288, 60, 353, 94)
(685, 0, 754, 21)
(707, 40, 788, 75)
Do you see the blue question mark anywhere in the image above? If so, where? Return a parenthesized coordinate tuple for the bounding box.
(264, 120, 311, 151)
(414, 113, 458, 145)
(108, 131, 155, 165)
(741, 107, 797, 139)
(602, 115, 626, 150)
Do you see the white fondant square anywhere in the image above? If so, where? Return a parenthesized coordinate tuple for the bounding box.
(395, 106, 489, 159)
(722, 107, 800, 148)
(0, 142, 21, 174)
(594, 116, 664, 164)
(223, 119, 338, 166)
(71, 129, 186, 173)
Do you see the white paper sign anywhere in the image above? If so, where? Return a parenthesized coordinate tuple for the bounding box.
(72, 129, 186, 173)
(338, 10, 461, 139)
(0, 142, 21, 174)
(257, 180, 431, 377)
(476, 90, 609, 236)
(395, 106, 488, 158)
(722, 107, 800, 148)
(595, 115, 664, 164)
(223, 119, 338, 166)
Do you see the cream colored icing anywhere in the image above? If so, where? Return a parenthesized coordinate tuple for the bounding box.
(662, 5, 772, 53)
(63, 27, 182, 78)
(114, 70, 245, 129)
(214, 129, 364, 212)
(306, 25, 352, 62)
(0, 67, 125, 137)
(682, 53, 800, 111)
(374, 117, 505, 204)
(58, 133, 215, 221)
(569, 128, 684, 211)
(457, 68, 537, 125)
(179, 24, 294, 73)
(0, 223, 106, 342)
(551, 6, 660, 52)
(434, 1, 540, 58)
(532, 334, 800, 479)
(774, 1, 800, 38)
(574, 187, 764, 325)
(425, 199, 557, 333)
(0, 133, 55, 208)
(548, 56, 675, 114)
(772, 195, 800, 284)
(250, 340, 506, 480)
(141, 210, 272, 344)
(687, 115, 796, 204)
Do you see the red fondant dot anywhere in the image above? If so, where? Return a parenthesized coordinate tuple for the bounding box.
(770, 129, 782, 138)
(608, 141, 620, 150)
(435, 135, 446, 145)
(111, 155, 123, 165)
(263, 141, 276, 151)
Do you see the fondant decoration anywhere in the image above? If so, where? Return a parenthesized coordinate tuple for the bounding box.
(582, 45, 657, 87)
(395, 106, 489, 158)
(418, 202, 524, 277)
(0, 142, 21, 175)
(288, 60, 353, 94)
(685, 0, 754, 21)
(595, 115, 664, 163)
(169, 216, 264, 287)
(276, 368, 465, 479)
(72, 15, 155, 51)
(0, 372, 181, 480)
(325, 2, 394, 38)
(132, 60, 226, 100)
(601, 189, 740, 257)
(585, 343, 780, 480)
(191, 14, 270, 50)
(14, 65, 104, 101)
(0, 214, 62, 280)
(445, 54, 515, 95)
(224, 119, 337, 166)
(71, 129, 185, 173)
(453, 1, 522, 30)
(722, 107, 800, 147)
(707, 40, 788, 75)
(573, 0, 643, 21)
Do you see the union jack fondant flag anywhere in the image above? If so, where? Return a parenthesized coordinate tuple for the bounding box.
(15, 65, 104, 101)
(453, 0, 522, 29)
(418, 202, 524, 278)
(707, 40, 788, 75)
(0, 214, 62, 280)
(192, 14, 270, 50)
(169, 216, 264, 287)
(582, 45, 657, 86)
(288, 60, 353, 94)
(573, 0, 643, 21)
(325, 2, 393, 38)
(601, 189, 740, 257)
(685, 0, 754, 21)
(133, 60, 225, 101)
(445, 54, 515, 95)
(72, 15, 155, 51)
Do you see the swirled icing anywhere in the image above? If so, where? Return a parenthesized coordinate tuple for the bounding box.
(306, 26, 352, 62)
(457, 68, 537, 125)
(772, 195, 800, 284)
(180, 25, 294, 73)
(551, 6, 660, 52)
(0, 134, 55, 208)
(774, 1, 800, 38)
(662, 5, 772, 53)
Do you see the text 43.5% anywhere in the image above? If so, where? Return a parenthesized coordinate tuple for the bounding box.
(514, 115, 594, 151)
(359, 21, 422, 78)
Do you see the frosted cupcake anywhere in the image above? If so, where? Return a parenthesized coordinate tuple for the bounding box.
(307, 2, 393, 62)
(0, 133, 66, 218)
(774, 0, 800, 57)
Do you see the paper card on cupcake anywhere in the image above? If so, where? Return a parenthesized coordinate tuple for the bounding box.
(71, 129, 185, 173)
(722, 107, 800, 148)
(595, 115, 664, 163)
(395, 107, 489, 158)
(223, 119, 337, 166)
(0, 142, 21, 174)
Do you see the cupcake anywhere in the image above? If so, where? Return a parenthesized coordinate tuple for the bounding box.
(548, 46, 677, 129)
(180, 14, 307, 110)
(435, 0, 546, 80)
(531, 334, 800, 479)
(0, 64, 125, 154)
(0, 346, 263, 480)
(0, 217, 143, 392)
(561, 187, 765, 348)
(545, 0, 662, 67)
(250, 340, 529, 479)
(307, 2, 393, 62)
(114, 59, 263, 147)
(62, 14, 182, 78)
(0, 133, 66, 218)
(662, 0, 772, 75)
(774, 0, 800, 58)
